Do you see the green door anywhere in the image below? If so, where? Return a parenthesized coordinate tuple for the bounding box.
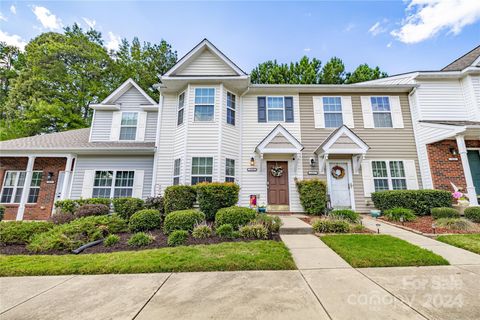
(467, 150, 480, 196)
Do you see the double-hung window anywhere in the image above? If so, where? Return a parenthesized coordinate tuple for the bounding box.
(119, 112, 138, 140)
(372, 161, 407, 192)
(226, 92, 236, 125)
(177, 92, 185, 126)
(191, 157, 213, 185)
(173, 159, 181, 185)
(371, 97, 393, 128)
(92, 170, 135, 198)
(0, 171, 43, 204)
(323, 97, 343, 128)
(267, 97, 285, 122)
(194, 88, 215, 121)
(225, 159, 235, 182)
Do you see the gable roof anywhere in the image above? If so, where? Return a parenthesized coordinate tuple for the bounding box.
(100, 78, 157, 105)
(314, 125, 369, 155)
(163, 39, 247, 77)
(256, 124, 303, 154)
(442, 45, 480, 71)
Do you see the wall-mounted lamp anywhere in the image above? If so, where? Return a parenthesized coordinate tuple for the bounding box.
(47, 172, 54, 182)
(250, 157, 255, 167)
(449, 148, 458, 156)
(310, 158, 316, 167)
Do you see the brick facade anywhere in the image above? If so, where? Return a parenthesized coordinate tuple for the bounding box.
(0, 157, 67, 220)
(427, 139, 480, 192)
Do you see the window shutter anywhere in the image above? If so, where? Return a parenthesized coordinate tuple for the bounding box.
(257, 97, 266, 123)
(110, 111, 122, 141)
(361, 160, 375, 197)
(361, 97, 374, 128)
(81, 170, 95, 198)
(132, 170, 144, 198)
(136, 111, 147, 141)
(313, 97, 325, 128)
(341, 96, 354, 128)
(285, 97, 294, 122)
(389, 96, 404, 128)
(404, 160, 419, 190)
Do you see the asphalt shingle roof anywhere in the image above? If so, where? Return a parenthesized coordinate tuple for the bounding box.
(420, 120, 480, 126)
(442, 45, 480, 71)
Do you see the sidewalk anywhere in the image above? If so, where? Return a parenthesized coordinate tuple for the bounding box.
(362, 216, 480, 265)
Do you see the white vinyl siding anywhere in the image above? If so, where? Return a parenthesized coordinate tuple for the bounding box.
(175, 48, 238, 76)
(90, 111, 113, 141)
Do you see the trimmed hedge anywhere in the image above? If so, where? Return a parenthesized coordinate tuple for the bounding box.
(144, 196, 164, 216)
(464, 207, 480, 223)
(329, 209, 360, 223)
(167, 230, 189, 247)
(431, 207, 460, 219)
(48, 212, 76, 225)
(55, 198, 111, 214)
(112, 197, 144, 220)
(215, 206, 256, 230)
(75, 204, 110, 218)
(163, 209, 205, 234)
(312, 219, 350, 233)
(129, 209, 162, 232)
(371, 190, 452, 215)
(296, 179, 327, 215)
(164, 186, 196, 214)
(383, 208, 416, 222)
(195, 182, 240, 221)
(0, 221, 54, 245)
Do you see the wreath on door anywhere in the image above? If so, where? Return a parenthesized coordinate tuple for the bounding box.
(331, 165, 345, 179)
(271, 165, 284, 177)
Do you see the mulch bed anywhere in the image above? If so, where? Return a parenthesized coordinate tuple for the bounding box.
(0, 230, 281, 256)
(380, 216, 480, 234)
(299, 216, 373, 234)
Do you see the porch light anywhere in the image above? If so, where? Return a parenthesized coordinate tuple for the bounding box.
(310, 157, 316, 167)
(47, 172, 54, 182)
(400, 216, 404, 226)
(432, 223, 436, 235)
(449, 148, 458, 156)
(250, 157, 255, 167)
(376, 223, 381, 234)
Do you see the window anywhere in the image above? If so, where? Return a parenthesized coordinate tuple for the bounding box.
(323, 97, 343, 128)
(0, 171, 42, 204)
(119, 112, 138, 140)
(227, 92, 236, 125)
(177, 92, 185, 126)
(191, 157, 213, 185)
(92, 170, 135, 198)
(371, 97, 393, 128)
(194, 88, 215, 121)
(173, 159, 181, 185)
(225, 159, 235, 182)
(267, 97, 285, 122)
(372, 161, 407, 192)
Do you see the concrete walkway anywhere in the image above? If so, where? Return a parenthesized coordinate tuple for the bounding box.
(362, 217, 480, 265)
(278, 215, 312, 234)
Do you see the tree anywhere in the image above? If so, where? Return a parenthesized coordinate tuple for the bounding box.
(345, 63, 388, 84)
(321, 57, 346, 84)
(0, 42, 25, 117)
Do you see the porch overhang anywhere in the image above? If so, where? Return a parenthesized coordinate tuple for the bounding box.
(419, 121, 480, 144)
(255, 124, 304, 157)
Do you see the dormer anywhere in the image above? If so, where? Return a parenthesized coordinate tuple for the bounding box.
(89, 79, 158, 142)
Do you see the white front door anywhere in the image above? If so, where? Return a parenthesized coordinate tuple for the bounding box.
(55, 171, 65, 201)
(328, 161, 351, 208)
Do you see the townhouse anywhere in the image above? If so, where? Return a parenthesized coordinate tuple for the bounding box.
(4, 39, 475, 220)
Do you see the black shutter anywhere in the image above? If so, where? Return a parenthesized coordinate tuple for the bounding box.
(258, 97, 266, 122)
(285, 97, 294, 122)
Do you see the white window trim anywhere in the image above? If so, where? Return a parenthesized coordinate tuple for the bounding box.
(372, 160, 407, 192)
(173, 159, 181, 185)
(226, 91, 236, 126)
(371, 96, 393, 128)
(194, 87, 215, 122)
(92, 170, 135, 199)
(225, 158, 235, 182)
(0, 170, 42, 204)
(119, 111, 139, 141)
(191, 157, 214, 184)
(177, 91, 185, 126)
(266, 96, 286, 122)
(322, 96, 343, 128)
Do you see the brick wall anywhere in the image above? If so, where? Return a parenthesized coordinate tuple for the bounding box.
(0, 157, 67, 220)
(427, 139, 479, 192)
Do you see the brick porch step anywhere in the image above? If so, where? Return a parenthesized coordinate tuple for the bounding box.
(278, 216, 313, 235)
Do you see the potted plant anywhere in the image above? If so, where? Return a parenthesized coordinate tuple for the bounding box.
(258, 203, 267, 214)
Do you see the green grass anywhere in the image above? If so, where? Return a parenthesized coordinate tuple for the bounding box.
(321, 234, 449, 268)
(437, 234, 480, 255)
(0, 241, 295, 277)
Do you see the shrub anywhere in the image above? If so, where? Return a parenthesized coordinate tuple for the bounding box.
(253, 214, 282, 233)
(464, 207, 480, 223)
(216, 224, 234, 238)
(329, 209, 360, 223)
(163, 209, 205, 234)
(431, 207, 460, 219)
(104, 234, 120, 247)
(75, 204, 110, 218)
(54, 199, 78, 214)
(48, 212, 76, 225)
(0, 221, 54, 245)
(215, 206, 256, 230)
(239, 224, 269, 239)
(144, 195, 164, 216)
(383, 208, 416, 222)
(192, 224, 213, 239)
(295, 179, 327, 215)
(128, 232, 154, 247)
(77, 198, 112, 207)
(195, 182, 240, 221)
(164, 185, 196, 214)
(27, 215, 127, 252)
(312, 219, 350, 233)
(0, 205, 5, 221)
(436, 218, 477, 231)
(371, 190, 452, 215)
(350, 224, 367, 233)
(167, 230, 189, 246)
(129, 209, 162, 232)
(112, 197, 144, 220)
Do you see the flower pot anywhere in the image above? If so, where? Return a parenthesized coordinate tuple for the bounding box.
(370, 210, 381, 218)
(453, 203, 469, 216)
(258, 207, 267, 214)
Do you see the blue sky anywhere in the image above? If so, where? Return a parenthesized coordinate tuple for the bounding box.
(1, 1, 479, 75)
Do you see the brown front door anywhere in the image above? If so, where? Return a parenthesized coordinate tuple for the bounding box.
(267, 161, 289, 205)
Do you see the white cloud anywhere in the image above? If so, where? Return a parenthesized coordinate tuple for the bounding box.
(344, 23, 355, 32)
(392, 0, 480, 44)
(0, 12, 7, 22)
(10, 5, 16, 15)
(369, 19, 388, 36)
(0, 30, 27, 50)
(32, 6, 63, 30)
(82, 17, 96, 29)
(304, 48, 311, 52)
(106, 32, 121, 51)
(387, 42, 392, 48)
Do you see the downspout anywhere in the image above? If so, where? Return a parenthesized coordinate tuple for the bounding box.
(239, 86, 250, 205)
(150, 90, 164, 196)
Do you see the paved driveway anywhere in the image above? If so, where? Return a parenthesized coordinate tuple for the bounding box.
(1, 266, 479, 320)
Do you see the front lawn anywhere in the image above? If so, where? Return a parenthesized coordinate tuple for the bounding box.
(437, 234, 480, 254)
(321, 234, 449, 268)
(0, 241, 295, 277)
